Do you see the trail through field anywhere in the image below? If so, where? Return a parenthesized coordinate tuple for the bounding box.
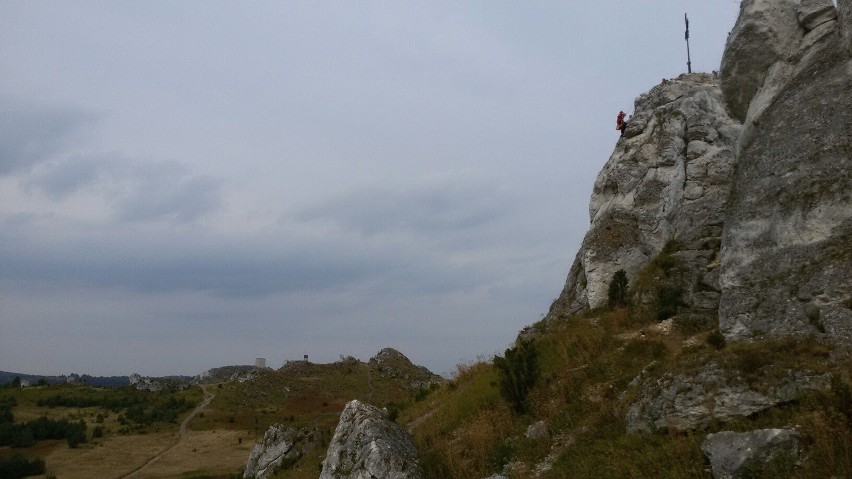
(120, 384, 215, 479)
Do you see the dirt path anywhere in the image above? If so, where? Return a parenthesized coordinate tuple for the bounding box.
(119, 384, 215, 479)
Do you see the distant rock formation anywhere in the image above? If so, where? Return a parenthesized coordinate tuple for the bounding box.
(320, 399, 422, 479)
(369, 348, 445, 389)
(129, 373, 165, 391)
(196, 365, 263, 384)
(244, 425, 319, 479)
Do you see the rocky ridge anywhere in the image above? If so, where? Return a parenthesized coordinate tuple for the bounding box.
(319, 400, 422, 479)
(547, 0, 851, 355)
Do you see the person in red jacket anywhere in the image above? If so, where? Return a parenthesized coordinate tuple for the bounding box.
(616, 111, 628, 137)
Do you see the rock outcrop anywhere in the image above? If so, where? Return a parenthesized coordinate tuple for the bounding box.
(547, 0, 852, 348)
(718, 0, 852, 344)
(196, 365, 262, 383)
(701, 429, 799, 479)
(128, 373, 186, 392)
(244, 425, 318, 479)
(320, 399, 422, 479)
(626, 363, 828, 433)
(368, 348, 445, 390)
(547, 74, 741, 319)
(541, 0, 852, 443)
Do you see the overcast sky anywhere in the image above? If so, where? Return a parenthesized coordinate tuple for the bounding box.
(0, 1, 741, 377)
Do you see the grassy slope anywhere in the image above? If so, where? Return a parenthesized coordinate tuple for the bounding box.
(3, 316, 848, 478)
(0, 357, 439, 478)
(400, 304, 852, 479)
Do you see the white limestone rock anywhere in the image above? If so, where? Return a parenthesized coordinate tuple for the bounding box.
(720, 0, 802, 123)
(718, 0, 852, 345)
(244, 425, 316, 479)
(702, 429, 799, 479)
(546, 74, 741, 318)
(320, 399, 422, 479)
(626, 363, 829, 433)
(798, 0, 837, 31)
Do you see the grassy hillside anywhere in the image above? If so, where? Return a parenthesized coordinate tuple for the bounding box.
(399, 304, 852, 478)
(0, 354, 441, 478)
(2, 307, 847, 478)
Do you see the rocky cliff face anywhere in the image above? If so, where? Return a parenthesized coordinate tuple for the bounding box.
(320, 399, 422, 479)
(547, 0, 851, 350)
(547, 74, 741, 319)
(719, 0, 852, 344)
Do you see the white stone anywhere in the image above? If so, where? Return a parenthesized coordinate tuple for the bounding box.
(320, 400, 421, 479)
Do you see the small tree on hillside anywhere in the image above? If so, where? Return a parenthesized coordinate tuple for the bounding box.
(608, 269, 629, 308)
(493, 341, 539, 414)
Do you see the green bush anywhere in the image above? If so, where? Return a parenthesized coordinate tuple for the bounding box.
(707, 330, 726, 350)
(656, 285, 684, 320)
(493, 341, 539, 414)
(0, 454, 45, 478)
(608, 269, 629, 308)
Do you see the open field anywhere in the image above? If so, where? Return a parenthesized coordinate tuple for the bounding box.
(1, 357, 439, 478)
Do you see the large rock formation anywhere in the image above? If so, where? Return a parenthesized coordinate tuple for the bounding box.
(718, 0, 852, 345)
(547, 74, 741, 319)
(320, 399, 422, 479)
(539, 0, 851, 443)
(547, 0, 852, 350)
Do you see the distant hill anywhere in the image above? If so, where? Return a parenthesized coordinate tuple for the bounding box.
(0, 371, 184, 388)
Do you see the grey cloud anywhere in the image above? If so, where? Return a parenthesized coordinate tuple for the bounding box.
(297, 175, 513, 237)
(0, 219, 487, 299)
(0, 98, 97, 174)
(115, 173, 223, 223)
(23, 152, 224, 223)
(25, 155, 111, 199)
(0, 234, 371, 297)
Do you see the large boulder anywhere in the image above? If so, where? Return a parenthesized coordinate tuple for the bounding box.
(701, 429, 799, 479)
(546, 74, 741, 319)
(244, 425, 318, 479)
(320, 399, 422, 479)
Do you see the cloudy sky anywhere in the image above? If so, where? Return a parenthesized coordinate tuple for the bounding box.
(0, 1, 741, 377)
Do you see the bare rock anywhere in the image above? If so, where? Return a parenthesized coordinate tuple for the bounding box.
(702, 429, 799, 479)
(839, 0, 852, 53)
(368, 348, 445, 390)
(798, 0, 837, 31)
(525, 420, 549, 440)
(320, 399, 422, 479)
(546, 74, 741, 319)
(626, 363, 829, 433)
(720, 0, 802, 122)
(718, 4, 852, 345)
(244, 425, 317, 479)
